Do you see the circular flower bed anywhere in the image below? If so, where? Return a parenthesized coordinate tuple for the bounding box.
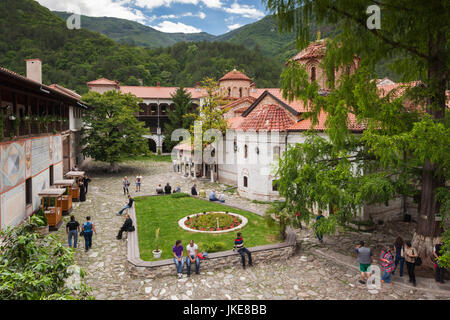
(178, 211, 248, 233)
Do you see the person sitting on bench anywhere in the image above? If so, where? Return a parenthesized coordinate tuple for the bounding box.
(156, 184, 164, 194)
(117, 195, 134, 216)
(209, 190, 219, 201)
(116, 214, 135, 239)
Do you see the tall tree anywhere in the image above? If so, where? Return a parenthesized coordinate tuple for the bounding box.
(164, 87, 195, 151)
(81, 90, 148, 172)
(265, 0, 449, 257)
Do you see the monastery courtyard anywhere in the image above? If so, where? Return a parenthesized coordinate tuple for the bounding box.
(55, 158, 450, 300)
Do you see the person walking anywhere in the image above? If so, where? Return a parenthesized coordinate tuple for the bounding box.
(173, 240, 184, 278)
(81, 216, 96, 252)
(164, 183, 172, 195)
(392, 236, 405, 277)
(433, 242, 446, 283)
(135, 174, 142, 192)
(404, 240, 418, 286)
(116, 214, 135, 240)
(380, 245, 395, 284)
(122, 176, 130, 195)
(185, 240, 200, 276)
(314, 212, 325, 243)
(82, 174, 91, 194)
(66, 215, 80, 248)
(354, 241, 373, 284)
(233, 232, 253, 269)
(117, 195, 134, 216)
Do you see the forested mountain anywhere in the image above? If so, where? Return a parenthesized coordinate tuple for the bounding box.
(53, 12, 216, 48)
(53, 11, 335, 64)
(0, 0, 282, 95)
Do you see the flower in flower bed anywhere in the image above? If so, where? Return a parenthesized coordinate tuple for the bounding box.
(186, 212, 241, 231)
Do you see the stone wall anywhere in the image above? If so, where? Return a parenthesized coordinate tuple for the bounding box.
(127, 201, 297, 278)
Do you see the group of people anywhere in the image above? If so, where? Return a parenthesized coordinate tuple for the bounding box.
(156, 182, 181, 195)
(355, 238, 446, 287)
(122, 174, 143, 195)
(172, 232, 253, 278)
(66, 215, 97, 252)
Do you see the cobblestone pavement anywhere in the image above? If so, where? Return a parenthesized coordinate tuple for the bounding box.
(55, 159, 449, 300)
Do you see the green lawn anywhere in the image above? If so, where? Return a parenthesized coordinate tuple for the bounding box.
(122, 153, 172, 162)
(134, 195, 280, 261)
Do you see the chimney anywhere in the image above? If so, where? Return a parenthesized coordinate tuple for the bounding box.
(195, 81, 200, 91)
(25, 58, 42, 84)
(157, 82, 160, 87)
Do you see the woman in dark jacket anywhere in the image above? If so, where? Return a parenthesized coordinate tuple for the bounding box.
(79, 181, 86, 202)
(82, 174, 91, 194)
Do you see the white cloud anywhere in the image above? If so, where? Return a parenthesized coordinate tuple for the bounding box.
(151, 21, 202, 33)
(224, 1, 264, 19)
(133, 0, 221, 10)
(36, 0, 147, 23)
(227, 23, 242, 31)
(161, 12, 206, 19)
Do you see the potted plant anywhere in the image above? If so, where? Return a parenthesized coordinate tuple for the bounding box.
(152, 228, 162, 259)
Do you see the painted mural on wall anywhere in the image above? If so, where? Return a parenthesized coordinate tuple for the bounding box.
(0, 142, 25, 192)
(32, 169, 48, 212)
(25, 139, 32, 178)
(53, 135, 62, 163)
(31, 137, 50, 176)
(1, 183, 26, 229)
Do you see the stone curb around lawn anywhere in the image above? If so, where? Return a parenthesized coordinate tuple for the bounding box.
(126, 196, 297, 278)
(311, 247, 450, 295)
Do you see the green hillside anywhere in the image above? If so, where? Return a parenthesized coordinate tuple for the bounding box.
(53, 11, 216, 48)
(0, 0, 282, 95)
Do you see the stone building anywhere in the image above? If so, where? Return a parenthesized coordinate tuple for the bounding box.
(87, 79, 207, 153)
(0, 59, 86, 229)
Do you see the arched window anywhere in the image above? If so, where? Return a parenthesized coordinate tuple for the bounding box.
(243, 176, 248, 187)
(239, 88, 242, 98)
(233, 140, 237, 152)
(228, 88, 231, 96)
(311, 66, 316, 82)
(244, 144, 248, 158)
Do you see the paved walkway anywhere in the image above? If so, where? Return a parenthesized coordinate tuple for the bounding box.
(55, 159, 449, 300)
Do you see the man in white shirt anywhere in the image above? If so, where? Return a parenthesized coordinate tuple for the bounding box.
(185, 240, 200, 276)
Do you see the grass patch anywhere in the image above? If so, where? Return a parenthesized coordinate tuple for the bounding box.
(134, 196, 281, 261)
(122, 153, 172, 162)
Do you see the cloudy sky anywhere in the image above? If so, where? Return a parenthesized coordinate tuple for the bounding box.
(35, 0, 269, 35)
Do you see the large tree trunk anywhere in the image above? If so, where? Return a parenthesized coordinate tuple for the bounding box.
(412, 29, 446, 258)
(412, 159, 444, 257)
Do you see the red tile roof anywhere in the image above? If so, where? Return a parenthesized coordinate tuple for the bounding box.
(228, 116, 245, 130)
(237, 104, 295, 131)
(119, 86, 207, 99)
(219, 69, 252, 82)
(287, 112, 364, 132)
(87, 78, 119, 86)
(291, 40, 326, 62)
(220, 96, 256, 110)
(0, 66, 82, 102)
(49, 84, 81, 100)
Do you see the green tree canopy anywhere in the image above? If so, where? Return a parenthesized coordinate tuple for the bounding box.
(164, 87, 196, 151)
(81, 90, 148, 172)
